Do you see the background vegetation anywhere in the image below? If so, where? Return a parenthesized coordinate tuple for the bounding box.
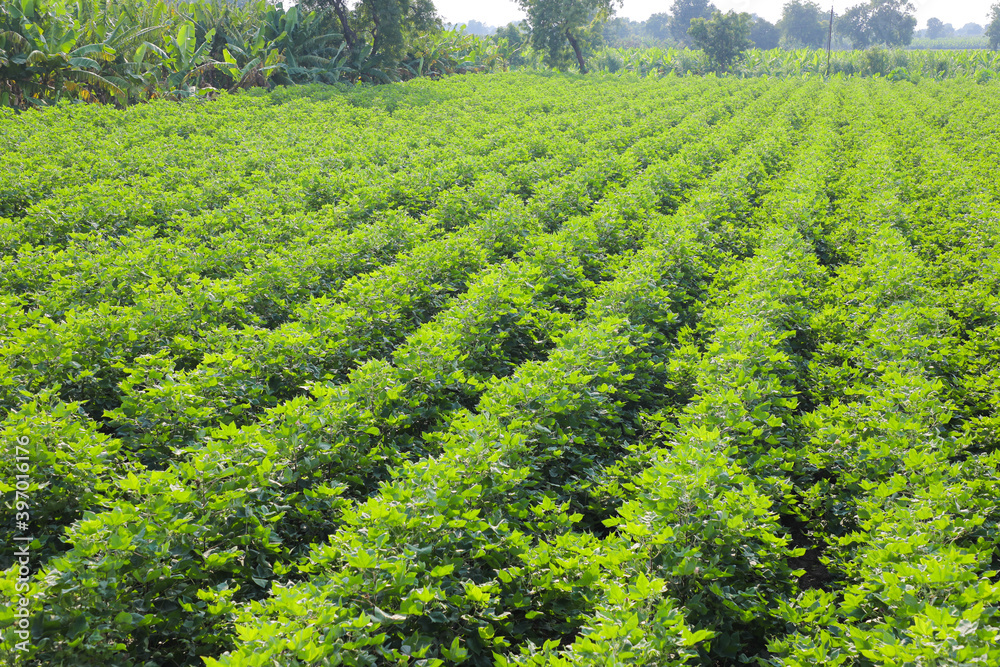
(0, 0, 509, 108)
(2, 0, 1000, 109)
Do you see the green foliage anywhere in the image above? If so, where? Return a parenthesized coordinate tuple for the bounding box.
(838, 0, 918, 49)
(577, 45, 1000, 79)
(515, 0, 621, 73)
(668, 0, 716, 45)
(909, 34, 989, 49)
(924, 17, 952, 40)
(3, 71, 1000, 667)
(688, 10, 754, 72)
(777, 0, 828, 48)
(989, 3, 1000, 50)
(750, 17, 780, 50)
(0, 0, 504, 109)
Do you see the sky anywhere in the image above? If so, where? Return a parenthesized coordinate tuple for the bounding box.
(435, 0, 993, 30)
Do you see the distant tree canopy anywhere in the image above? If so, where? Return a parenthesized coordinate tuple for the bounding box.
(689, 9, 753, 71)
(990, 4, 1000, 50)
(669, 0, 717, 45)
(602, 16, 641, 46)
(646, 12, 672, 41)
(462, 19, 498, 35)
(496, 21, 531, 67)
(837, 0, 916, 49)
(777, 0, 827, 48)
(516, 0, 622, 73)
(956, 22, 984, 37)
(750, 16, 781, 50)
(924, 18, 954, 39)
(601, 13, 692, 47)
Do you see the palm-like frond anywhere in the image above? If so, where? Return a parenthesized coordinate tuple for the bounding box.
(26, 49, 62, 66)
(295, 54, 331, 68)
(68, 56, 100, 69)
(0, 30, 31, 53)
(63, 67, 126, 99)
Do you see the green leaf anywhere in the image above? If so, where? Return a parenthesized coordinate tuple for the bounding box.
(430, 563, 454, 577)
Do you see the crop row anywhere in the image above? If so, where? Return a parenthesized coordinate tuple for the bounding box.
(2, 73, 1000, 666)
(1, 76, 806, 665)
(1, 77, 753, 420)
(199, 82, 835, 666)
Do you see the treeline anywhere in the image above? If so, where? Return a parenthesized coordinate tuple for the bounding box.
(0, 0, 509, 109)
(3, 0, 1000, 110)
(915, 18, 986, 40)
(509, 0, 1000, 73)
(601, 0, 988, 50)
(587, 46, 1000, 82)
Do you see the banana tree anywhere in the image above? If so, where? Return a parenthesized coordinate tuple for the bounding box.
(1, 27, 32, 107)
(156, 22, 220, 97)
(71, 7, 167, 103)
(250, 4, 345, 81)
(217, 44, 283, 89)
(1, 0, 126, 107)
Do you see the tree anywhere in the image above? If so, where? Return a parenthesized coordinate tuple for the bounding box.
(868, 0, 916, 45)
(299, 0, 440, 67)
(777, 0, 827, 47)
(990, 4, 1000, 50)
(924, 18, 942, 39)
(495, 21, 531, 68)
(463, 20, 498, 35)
(516, 0, 622, 73)
(956, 22, 984, 37)
(669, 0, 717, 45)
(838, 0, 916, 49)
(644, 12, 672, 41)
(688, 10, 753, 71)
(837, 4, 871, 47)
(750, 16, 780, 49)
(603, 17, 642, 46)
(925, 18, 953, 39)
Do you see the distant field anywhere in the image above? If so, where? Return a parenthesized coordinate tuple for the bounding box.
(587, 46, 1000, 80)
(2, 73, 1000, 666)
(909, 36, 990, 50)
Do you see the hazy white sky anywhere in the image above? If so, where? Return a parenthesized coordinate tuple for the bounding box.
(436, 0, 992, 30)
